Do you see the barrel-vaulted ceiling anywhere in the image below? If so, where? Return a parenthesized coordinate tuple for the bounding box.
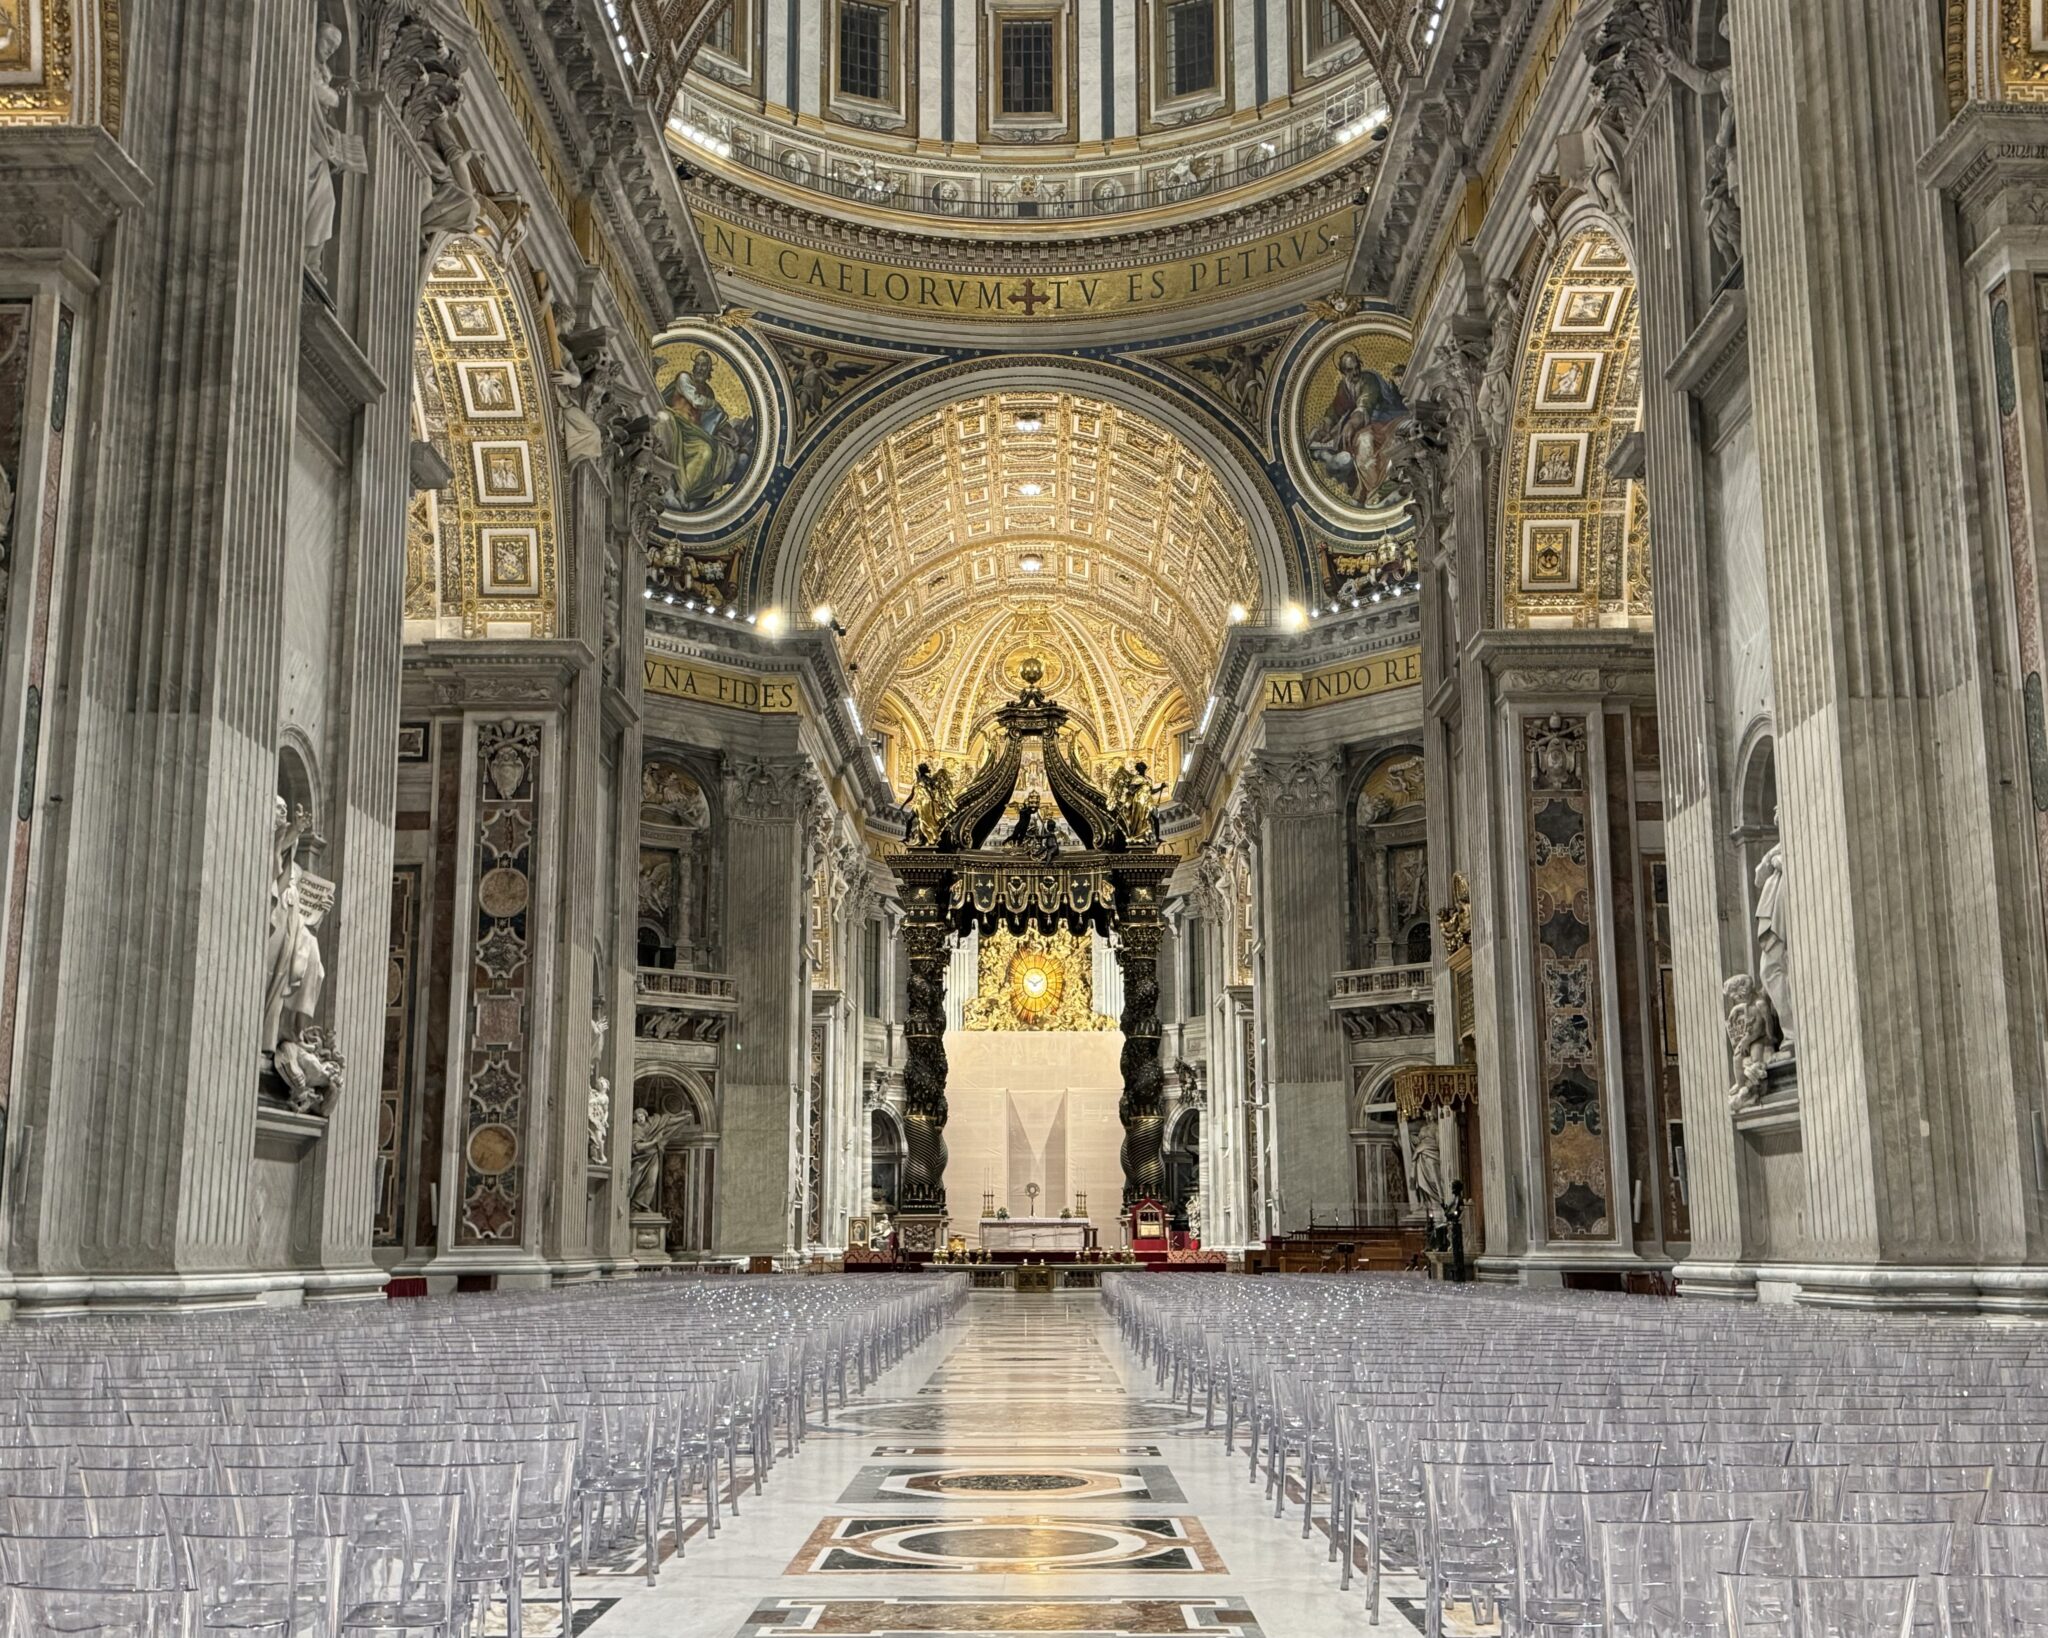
(797, 391, 1261, 778)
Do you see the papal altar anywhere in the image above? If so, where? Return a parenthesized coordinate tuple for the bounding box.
(979, 1216, 1089, 1255)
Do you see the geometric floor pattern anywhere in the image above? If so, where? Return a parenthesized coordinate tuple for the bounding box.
(835, 1464, 1188, 1506)
(583, 1292, 1426, 1636)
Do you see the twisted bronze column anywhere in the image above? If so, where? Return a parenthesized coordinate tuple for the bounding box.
(899, 907, 953, 1215)
(1116, 909, 1167, 1205)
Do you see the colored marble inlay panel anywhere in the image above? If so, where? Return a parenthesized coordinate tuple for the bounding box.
(837, 1464, 1186, 1506)
(1524, 713, 1611, 1239)
(457, 720, 541, 1245)
(870, 1447, 1165, 1459)
(739, 1598, 1269, 1635)
(788, 1516, 1222, 1575)
(835, 1402, 1204, 1436)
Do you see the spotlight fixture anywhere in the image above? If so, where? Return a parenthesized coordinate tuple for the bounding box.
(1019, 554, 1044, 574)
(1017, 482, 1044, 497)
(1226, 603, 1249, 625)
(1015, 413, 1044, 434)
(1282, 602, 1308, 632)
(811, 603, 834, 627)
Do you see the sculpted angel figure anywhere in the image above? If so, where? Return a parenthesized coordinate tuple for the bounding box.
(906, 761, 955, 847)
(1723, 973, 1778, 1110)
(1110, 761, 1166, 847)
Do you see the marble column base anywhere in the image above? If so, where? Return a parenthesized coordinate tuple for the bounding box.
(1676, 1258, 2048, 1315)
(631, 1210, 673, 1266)
(0, 1269, 350, 1320)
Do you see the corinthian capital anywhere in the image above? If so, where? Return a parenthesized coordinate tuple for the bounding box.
(354, 1, 463, 142)
(1244, 752, 1345, 819)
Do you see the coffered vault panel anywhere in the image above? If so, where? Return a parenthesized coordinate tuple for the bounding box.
(800, 391, 1260, 760)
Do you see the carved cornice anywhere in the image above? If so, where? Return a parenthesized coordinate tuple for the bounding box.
(401, 638, 593, 708)
(687, 154, 1378, 274)
(1353, 0, 1520, 300)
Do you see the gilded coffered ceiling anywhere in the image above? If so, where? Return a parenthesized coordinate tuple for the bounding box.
(799, 391, 1259, 781)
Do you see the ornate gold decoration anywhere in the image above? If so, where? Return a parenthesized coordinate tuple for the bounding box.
(1437, 871, 1471, 963)
(1285, 318, 1417, 530)
(2000, 0, 2048, 101)
(1499, 227, 1648, 629)
(1393, 1065, 1477, 1120)
(411, 235, 560, 637)
(964, 926, 1115, 1032)
(691, 201, 1357, 321)
(804, 391, 1254, 782)
(0, 1, 123, 133)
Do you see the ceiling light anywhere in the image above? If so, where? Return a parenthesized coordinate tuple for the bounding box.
(723, 606, 737, 619)
(1282, 602, 1307, 632)
(758, 608, 784, 635)
(810, 603, 834, 628)
(1226, 603, 1249, 625)
(1017, 482, 1044, 497)
(1019, 554, 1044, 574)
(1015, 414, 1044, 434)
(668, 115, 733, 160)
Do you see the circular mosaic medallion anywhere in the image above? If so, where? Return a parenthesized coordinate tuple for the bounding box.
(1282, 318, 1420, 532)
(477, 866, 529, 919)
(876, 1523, 1145, 1566)
(647, 324, 779, 533)
(467, 1123, 519, 1175)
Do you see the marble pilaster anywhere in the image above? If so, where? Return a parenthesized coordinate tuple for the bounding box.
(1726, 0, 2035, 1302)
(1247, 750, 1350, 1234)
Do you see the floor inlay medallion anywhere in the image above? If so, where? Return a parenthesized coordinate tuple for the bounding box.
(837, 1462, 1186, 1505)
(736, 1597, 1269, 1635)
(835, 1402, 1205, 1435)
(787, 1515, 1223, 1575)
(870, 1446, 1166, 1459)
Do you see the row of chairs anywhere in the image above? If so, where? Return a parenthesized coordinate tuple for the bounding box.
(0, 1272, 966, 1635)
(1106, 1273, 2048, 1637)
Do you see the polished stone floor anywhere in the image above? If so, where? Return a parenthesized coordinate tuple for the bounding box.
(582, 1291, 1423, 1637)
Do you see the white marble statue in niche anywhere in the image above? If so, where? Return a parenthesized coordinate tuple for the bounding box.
(265, 796, 341, 1113)
(629, 1105, 694, 1214)
(1753, 835, 1793, 1045)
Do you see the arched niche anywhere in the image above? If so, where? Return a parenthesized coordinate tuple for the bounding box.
(1733, 722, 1778, 969)
(1347, 746, 1429, 969)
(1164, 1106, 1201, 1224)
(406, 233, 564, 639)
(869, 1105, 905, 1215)
(638, 751, 721, 971)
(635, 1069, 717, 1253)
(1497, 222, 1649, 630)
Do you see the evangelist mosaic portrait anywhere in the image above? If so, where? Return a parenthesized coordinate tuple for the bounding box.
(1284, 321, 1418, 532)
(648, 325, 777, 529)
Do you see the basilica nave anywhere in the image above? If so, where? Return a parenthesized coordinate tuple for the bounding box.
(1, 0, 2048, 1632)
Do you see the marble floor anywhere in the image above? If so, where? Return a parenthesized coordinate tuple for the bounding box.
(580, 1291, 1424, 1637)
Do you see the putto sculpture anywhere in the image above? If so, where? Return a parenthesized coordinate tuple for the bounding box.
(1723, 973, 1778, 1111)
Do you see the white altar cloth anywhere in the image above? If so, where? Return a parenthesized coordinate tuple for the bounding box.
(979, 1216, 1089, 1254)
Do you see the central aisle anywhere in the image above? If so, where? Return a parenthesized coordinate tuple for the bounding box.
(588, 1291, 1422, 1636)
